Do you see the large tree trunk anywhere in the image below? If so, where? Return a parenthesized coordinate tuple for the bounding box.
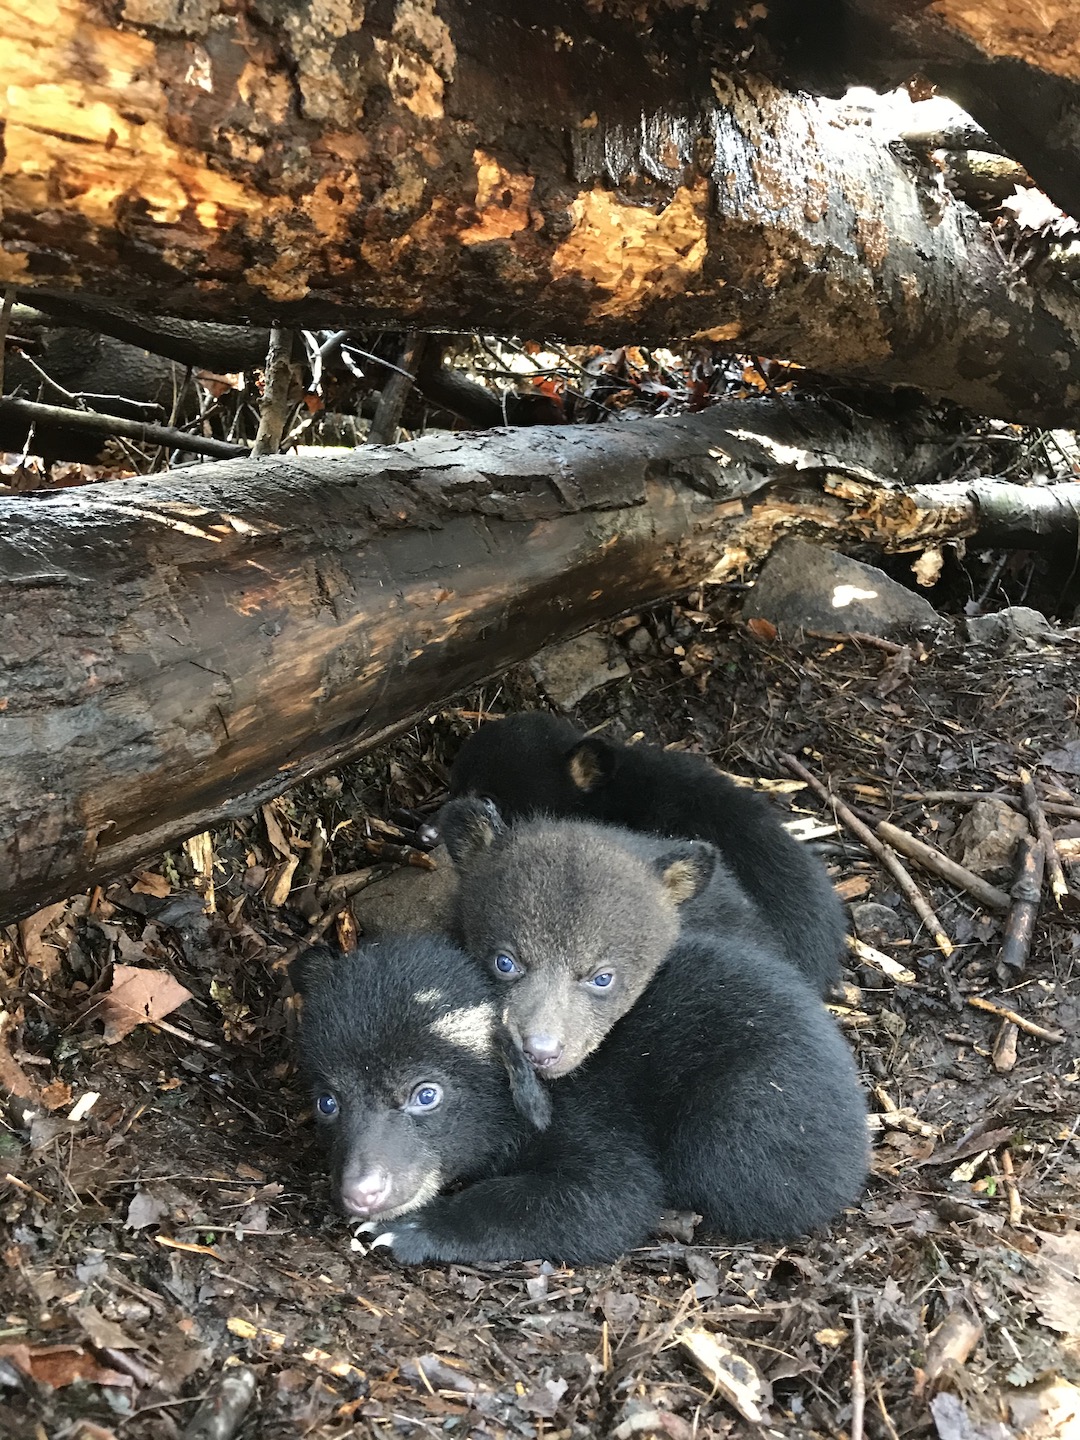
(1, 402, 1073, 927)
(3, 2, 1080, 424)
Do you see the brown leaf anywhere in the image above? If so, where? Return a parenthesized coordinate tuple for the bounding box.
(99, 966, 194, 1044)
(262, 803, 294, 860)
(746, 617, 777, 641)
(17, 901, 67, 976)
(1030, 1231, 1080, 1338)
(0, 1010, 44, 1122)
(0, 1342, 132, 1389)
(74, 1304, 136, 1351)
(131, 870, 172, 898)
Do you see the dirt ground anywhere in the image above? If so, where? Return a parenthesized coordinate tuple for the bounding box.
(2, 598, 1078, 1440)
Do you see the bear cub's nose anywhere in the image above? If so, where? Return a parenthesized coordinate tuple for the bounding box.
(341, 1168, 392, 1216)
(523, 1034, 564, 1068)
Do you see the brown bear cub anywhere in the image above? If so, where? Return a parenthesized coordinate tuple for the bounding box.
(449, 710, 845, 995)
(440, 798, 869, 1240)
(440, 796, 751, 1076)
(291, 936, 664, 1263)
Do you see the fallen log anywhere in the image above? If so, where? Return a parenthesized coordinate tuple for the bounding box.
(0, 399, 1071, 925)
(5, 3, 1080, 424)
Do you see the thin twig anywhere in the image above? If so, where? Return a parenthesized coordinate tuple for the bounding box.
(0, 395, 248, 458)
(1000, 836, 1044, 971)
(875, 821, 1012, 912)
(780, 754, 954, 956)
(966, 995, 1064, 1044)
(850, 1294, 865, 1440)
(805, 629, 908, 654)
(1000, 1148, 1023, 1226)
(1018, 768, 1070, 907)
(252, 326, 296, 457)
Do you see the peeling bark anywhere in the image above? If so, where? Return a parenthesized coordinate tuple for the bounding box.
(0, 399, 1065, 925)
(2, 2, 1079, 422)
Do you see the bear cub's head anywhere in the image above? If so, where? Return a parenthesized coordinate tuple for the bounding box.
(291, 936, 549, 1223)
(441, 797, 717, 1079)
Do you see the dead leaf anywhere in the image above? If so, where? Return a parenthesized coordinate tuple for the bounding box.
(262, 803, 294, 860)
(131, 870, 172, 897)
(125, 1189, 168, 1231)
(99, 966, 194, 1044)
(264, 855, 299, 908)
(918, 1311, 984, 1398)
(73, 1304, 136, 1351)
(746, 616, 777, 642)
(39, 1078, 73, 1112)
(678, 1327, 769, 1423)
(913, 547, 944, 587)
(17, 901, 67, 975)
(0, 1342, 132, 1389)
(930, 1391, 1012, 1440)
(1030, 1231, 1080, 1339)
(0, 1009, 44, 1123)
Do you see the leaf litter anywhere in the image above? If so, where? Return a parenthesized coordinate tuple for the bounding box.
(0, 605, 1077, 1437)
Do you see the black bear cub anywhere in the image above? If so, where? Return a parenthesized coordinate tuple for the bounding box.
(450, 710, 845, 995)
(441, 797, 751, 1076)
(440, 798, 870, 1240)
(291, 935, 664, 1263)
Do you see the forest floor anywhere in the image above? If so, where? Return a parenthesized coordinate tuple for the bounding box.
(1, 597, 1078, 1440)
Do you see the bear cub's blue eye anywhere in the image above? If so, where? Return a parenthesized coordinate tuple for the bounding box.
(589, 972, 614, 989)
(406, 1083, 443, 1113)
(494, 952, 519, 975)
(316, 1093, 339, 1117)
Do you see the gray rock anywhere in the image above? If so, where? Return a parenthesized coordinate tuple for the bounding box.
(951, 800, 1030, 879)
(529, 631, 630, 710)
(743, 538, 940, 638)
(351, 845, 457, 939)
(850, 902, 906, 943)
(626, 625, 653, 655)
(966, 605, 1055, 645)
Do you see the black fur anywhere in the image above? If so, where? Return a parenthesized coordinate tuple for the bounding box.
(441, 799, 756, 1076)
(449, 711, 845, 994)
(291, 936, 664, 1264)
(583, 932, 869, 1239)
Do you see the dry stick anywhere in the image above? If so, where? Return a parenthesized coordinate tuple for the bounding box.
(805, 629, 908, 654)
(780, 754, 954, 956)
(875, 821, 1012, 912)
(1000, 1148, 1023, 1226)
(850, 1294, 866, 1440)
(1018, 768, 1070, 907)
(966, 995, 1065, 1044)
(276, 868, 389, 971)
(367, 332, 428, 445)
(1000, 836, 1045, 971)
(251, 325, 296, 458)
(0, 395, 248, 458)
(182, 1365, 257, 1440)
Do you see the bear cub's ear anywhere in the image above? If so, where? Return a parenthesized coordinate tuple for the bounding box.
(289, 944, 342, 998)
(439, 796, 507, 866)
(565, 737, 617, 793)
(655, 840, 718, 906)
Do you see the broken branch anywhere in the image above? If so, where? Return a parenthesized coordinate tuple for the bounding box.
(0, 395, 248, 459)
(780, 755, 954, 956)
(874, 821, 1012, 913)
(966, 995, 1064, 1044)
(1000, 837, 1045, 972)
(1018, 769, 1070, 908)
